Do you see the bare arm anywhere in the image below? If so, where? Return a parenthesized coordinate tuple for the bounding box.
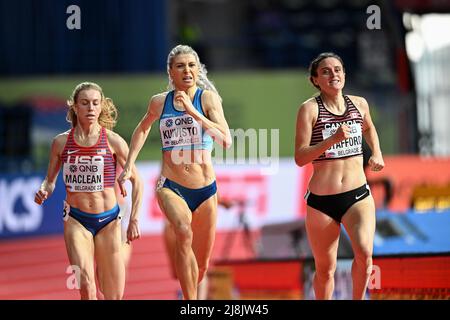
(176, 90, 232, 148)
(294, 100, 350, 167)
(356, 96, 384, 171)
(109, 131, 143, 243)
(119, 94, 165, 183)
(34, 134, 65, 204)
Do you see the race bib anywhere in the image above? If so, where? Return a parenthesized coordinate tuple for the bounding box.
(322, 122, 362, 158)
(63, 155, 104, 192)
(62, 200, 70, 221)
(160, 115, 203, 148)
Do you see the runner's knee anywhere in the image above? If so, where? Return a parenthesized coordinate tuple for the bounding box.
(314, 261, 336, 281)
(174, 223, 193, 248)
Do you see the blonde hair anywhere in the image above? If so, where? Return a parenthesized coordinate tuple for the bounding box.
(66, 82, 118, 130)
(166, 44, 222, 101)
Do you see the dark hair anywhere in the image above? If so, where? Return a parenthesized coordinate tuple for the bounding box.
(308, 52, 345, 89)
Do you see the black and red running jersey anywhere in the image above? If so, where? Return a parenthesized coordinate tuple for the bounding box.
(310, 95, 364, 162)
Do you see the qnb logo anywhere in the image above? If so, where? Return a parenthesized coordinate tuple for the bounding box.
(175, 117, 193, 125)
(165, 119, 174, 127)
(66, 265, 81, 290)
(66, 156, 103, 173)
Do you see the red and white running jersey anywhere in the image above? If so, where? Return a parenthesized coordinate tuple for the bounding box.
(61, 127, 116, 192)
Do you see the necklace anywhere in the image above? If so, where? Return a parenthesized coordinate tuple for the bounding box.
(321, 96, 346, 115)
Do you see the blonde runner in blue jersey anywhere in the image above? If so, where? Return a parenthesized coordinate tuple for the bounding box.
(159, 88, 213, 151)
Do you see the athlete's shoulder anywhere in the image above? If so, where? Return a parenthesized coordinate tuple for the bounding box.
(51, 130, 70, 153)
(298, 96, 318, 113)
(104, 127, 120, 139)
(346, 95, 369, 106)
(296, 97, 319, 125)
(54, 130, 70, 144)
(148, 92, 168, 115)
(105, 128, 126, 146)
(301, 96, 318, 107)
(201, 89, 221, 105)
(150, 92, 168, 105)
(201, 89, 218, 98)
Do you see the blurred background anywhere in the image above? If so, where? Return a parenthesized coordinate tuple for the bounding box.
(0, 0, 449, 300)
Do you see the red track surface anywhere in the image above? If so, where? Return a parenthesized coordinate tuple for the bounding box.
(0, 230, 256, 300)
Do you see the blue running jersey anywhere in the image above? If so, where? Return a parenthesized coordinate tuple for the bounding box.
(159, 88, 213, 151)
